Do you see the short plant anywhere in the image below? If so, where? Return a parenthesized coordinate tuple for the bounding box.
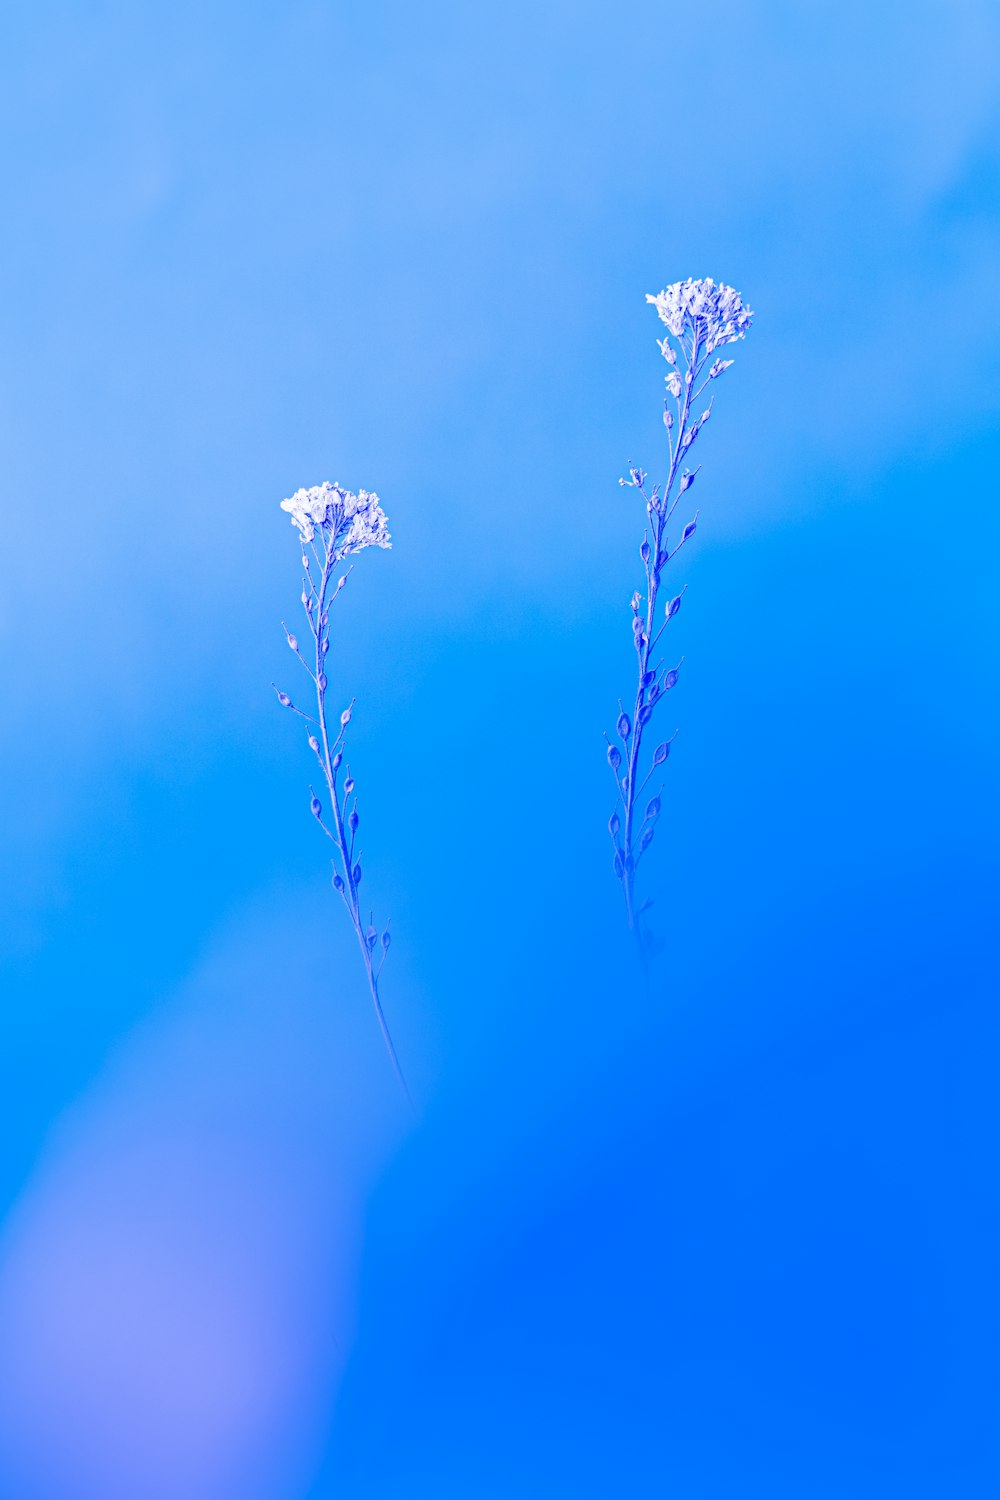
(607, 279, 753, 957)
(274, 481, 411, 1104)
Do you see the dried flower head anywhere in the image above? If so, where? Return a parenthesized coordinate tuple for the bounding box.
(280, 480, 392, 553)
(645, 278, 753, 354)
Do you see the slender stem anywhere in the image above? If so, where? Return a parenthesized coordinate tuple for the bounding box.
(309, 531, 413, 1109)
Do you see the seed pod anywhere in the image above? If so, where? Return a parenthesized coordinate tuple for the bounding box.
(302, 555, 310, 569)
(382, 931, 391, 951)
(682, 520, 697, 541)
(353, 863, 362, 885)
(640, 539, 650, 563)
(310, 796, 322, 818)
(349, 809, 359, 831)
(332, 872, 344, 892)
(680, 471, 695, 492)
(640, 827, 654, 851)
(318, 673, 328, 691)
(308, 734, 319, 751)
(617, 712, 632, 741)
(287, 633, 299, 652)
(646, 796, 661, 820)
(607, 745, 622, 771)
(609, 812, 620, 837)
(344, 776, 355, 796)
(664, 669, 679, 690)
(613, 851, 624, 879)
(667, 594, 682, 619)
(276, 690, 291, 708)
(322, 638, 330, 654)
(641, 670, 655, 688)
(652, 741, 671, 766)
(366, 925, 377, 949)
(340, 708, 352, 727)
(649, 682, 661, 702)
(332, 751, 343, 771)
(638, 704, 652, 727)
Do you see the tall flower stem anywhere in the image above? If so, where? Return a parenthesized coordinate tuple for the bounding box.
(309, 535, 413, 1109)
(607, 280, 754, 956)
(274, 480, 411, 1107)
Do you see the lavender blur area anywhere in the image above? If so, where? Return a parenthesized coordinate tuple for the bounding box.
(1, 3, 999, 1497)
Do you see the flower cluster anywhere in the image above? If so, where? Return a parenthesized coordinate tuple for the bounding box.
(280, 481, 392, 553)
(645, 277, 753, 354)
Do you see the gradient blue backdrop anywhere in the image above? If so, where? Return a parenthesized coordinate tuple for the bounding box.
(1, 2, 999, 1496)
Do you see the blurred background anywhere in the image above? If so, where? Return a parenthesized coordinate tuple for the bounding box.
(1, 1, 998, 1495)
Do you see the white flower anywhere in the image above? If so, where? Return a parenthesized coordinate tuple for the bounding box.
(645, 278, 753, 355)
(665, 372, 683, 399)
(280, 481, 392, 553)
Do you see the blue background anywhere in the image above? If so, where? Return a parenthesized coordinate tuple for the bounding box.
(1, 2, 998, 1496)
